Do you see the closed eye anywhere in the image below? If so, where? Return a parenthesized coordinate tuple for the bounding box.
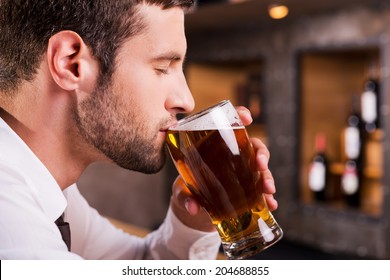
(155, 68, 169, 74)
(153, 52, 183, 75)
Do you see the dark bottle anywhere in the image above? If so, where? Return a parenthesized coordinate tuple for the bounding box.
(308, 133, 329, 202)
(361, 78, 380, 133)
(341, 94, 364, 208)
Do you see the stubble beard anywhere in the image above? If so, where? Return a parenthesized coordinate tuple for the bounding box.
(72, 78, 168, 174)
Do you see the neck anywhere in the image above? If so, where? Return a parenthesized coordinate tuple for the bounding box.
(0, 73, 101, 190)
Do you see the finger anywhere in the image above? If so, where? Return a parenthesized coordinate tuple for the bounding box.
(235, 106, 253, 126)
(250, 138, 273, 191)
(250, 137, 278, 211)
(257, 170, 278, 211)
(264, 193, 278, 211)
(183, 199, 201, 216)
(251, 137, 270, 171)
(171, 177, 215, 232)
(260, 169, 276, 195)
(172, 177, 201, 216)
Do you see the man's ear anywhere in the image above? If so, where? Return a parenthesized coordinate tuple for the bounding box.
(47, 31, 98, 92)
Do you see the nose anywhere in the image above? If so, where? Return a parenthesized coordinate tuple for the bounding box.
(166, 73, 195, 115)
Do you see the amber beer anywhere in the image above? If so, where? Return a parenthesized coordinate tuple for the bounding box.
(166, 116, 283, 259)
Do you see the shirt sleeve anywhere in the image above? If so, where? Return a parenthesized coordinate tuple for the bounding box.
(65, 184, 221, 260)
(144, 207, 221, 260)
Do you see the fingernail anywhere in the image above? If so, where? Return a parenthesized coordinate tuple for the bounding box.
(243, 110, 253, 122)
(237, 108, 252, 122)
(184, 198, 191, 212)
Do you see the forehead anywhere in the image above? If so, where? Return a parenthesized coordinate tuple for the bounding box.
(122, 4, 187, 58)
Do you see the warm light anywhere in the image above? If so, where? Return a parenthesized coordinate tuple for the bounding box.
(268, 4, 289, 20)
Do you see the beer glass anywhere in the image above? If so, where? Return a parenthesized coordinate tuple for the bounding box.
(166, 100, 283, 260)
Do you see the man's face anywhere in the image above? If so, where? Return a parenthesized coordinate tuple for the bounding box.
(74, 4, 194, 173)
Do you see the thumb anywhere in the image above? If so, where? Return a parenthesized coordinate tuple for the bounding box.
(172, 177, 201, 216)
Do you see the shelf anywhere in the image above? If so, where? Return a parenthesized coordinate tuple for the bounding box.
(329, 162, 382, 179)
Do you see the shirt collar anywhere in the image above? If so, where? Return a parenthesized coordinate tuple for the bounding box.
(0, 117, 67, 221)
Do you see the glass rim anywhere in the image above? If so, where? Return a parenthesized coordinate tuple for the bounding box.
(173, 100, 231, 128)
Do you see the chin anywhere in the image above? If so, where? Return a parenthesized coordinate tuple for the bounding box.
(116, 149, 167, 174)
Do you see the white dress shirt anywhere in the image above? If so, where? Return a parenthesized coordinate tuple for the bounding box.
(0, 117, 220, 259)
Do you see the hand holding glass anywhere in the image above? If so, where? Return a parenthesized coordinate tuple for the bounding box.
(166, 100, 283, 259)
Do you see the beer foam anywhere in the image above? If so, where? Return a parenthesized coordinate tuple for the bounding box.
(172, 121, 244, 131)
(172, 105, 244, 131)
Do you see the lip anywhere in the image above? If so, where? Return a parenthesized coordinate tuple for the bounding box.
(160, 121, 178, 132)
(158, 130, 168, 142)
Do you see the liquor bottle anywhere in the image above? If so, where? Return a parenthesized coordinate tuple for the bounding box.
(341, 160, 361, 207)
(308, 133, 329, 202)
(361, 78, 380, 133)
(344, 94, 363, 161)
(341, 94, 364, 208)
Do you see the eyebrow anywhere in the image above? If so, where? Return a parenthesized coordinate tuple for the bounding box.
(153, 52, 186, 63)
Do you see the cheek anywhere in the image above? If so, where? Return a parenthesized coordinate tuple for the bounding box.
(115, 65, 168, 122)
(119, 67, 158, 101)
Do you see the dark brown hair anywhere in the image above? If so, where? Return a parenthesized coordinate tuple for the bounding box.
(0, 0, 194, 93)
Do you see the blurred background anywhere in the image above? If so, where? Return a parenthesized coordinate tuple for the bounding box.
(77, 0, 390, 259)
